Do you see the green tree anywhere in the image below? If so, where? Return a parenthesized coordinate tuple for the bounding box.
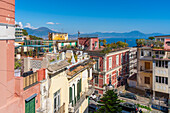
(15, 59, 22, 69)
(148, 37, 155, 40)
(99, 39, 102, 48)
(96, 90, 122, 113)
(103, 39, 107, 47)
(22, 29, 28, 36)
(29, 35, 43, 40)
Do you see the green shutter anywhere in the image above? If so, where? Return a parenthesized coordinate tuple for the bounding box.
(70, 42, 72, 46)
(77, 81, 79, 100)
(25, 98, 35, 113)
(69, 87, 72, 103)
(80, 79, 82, 93)
(61, 43, 64, 46)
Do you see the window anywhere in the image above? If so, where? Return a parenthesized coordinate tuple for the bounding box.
(121, 54, 123, 64)
(109, 75, 111, 83)
(165, 78, 168, 84)
(144, 77, 150, 84)
(109, 57, 112, 68)
(95, 76, 98, 84)
(141, 50, 144, 56)
(54, 90, 60, 113)
(61, 42, 64, 46)
(167, 42, 170, 46)
(116, 55, 119, 65)
(125, 53, 127, 61)
(69, 87, 72, 103)
(162, 77, 164, 83)
(94, 59, 99, 70)
(95, 41, 97, 47)
(156, 76, 158, 82)
(159, 77, 161, 83)
(156, 61, 158, 67)
(159, 61, 161, 67)
(165, 61, 168, 68)
(116, 71, 119, 78)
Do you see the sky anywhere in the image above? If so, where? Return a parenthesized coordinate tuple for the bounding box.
(16, 0, 170, 34)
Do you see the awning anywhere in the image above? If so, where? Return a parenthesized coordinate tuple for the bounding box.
(25, 93, 37, 102)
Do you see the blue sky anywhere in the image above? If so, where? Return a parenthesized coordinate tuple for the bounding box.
(16, 0, 170, 34)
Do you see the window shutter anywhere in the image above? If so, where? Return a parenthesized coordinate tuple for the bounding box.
(69, 87, 72, 103)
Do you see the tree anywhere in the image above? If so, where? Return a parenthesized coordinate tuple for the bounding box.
(96, 90, 122, 113)
(22, 29, 28, 36)
(148, 37, 155, 40)
(99, 39, 102, 48)
(103, 39, 107, 47)
(29, 35, 43, 40)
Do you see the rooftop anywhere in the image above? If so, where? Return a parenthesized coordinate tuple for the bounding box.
(79, 34, 98, 38)
(47, 60, 70, 72)
(67, 59, 95, 78)
(128, 73, 137, 81)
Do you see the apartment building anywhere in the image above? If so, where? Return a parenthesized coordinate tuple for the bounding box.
(0, 0, 18, 112)
(76, 36, 130, 96)
(15, 24, 24, 40)
(136, 36, 170, 112)
(152, 36, 170, 104)
(129, 47, 137, 77)
(137, 47, 153, 91)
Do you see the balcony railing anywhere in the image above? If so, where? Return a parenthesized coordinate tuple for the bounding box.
(140, 69, 152, 73)
(55, 103, 65, 113)
(68, 86, 94, 113)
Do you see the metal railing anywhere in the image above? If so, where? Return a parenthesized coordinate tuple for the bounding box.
(55, 103, 65, 113)
(69, 86, 94, 113)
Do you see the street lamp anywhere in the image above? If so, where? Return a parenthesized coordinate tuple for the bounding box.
(106, 79, 114, 91)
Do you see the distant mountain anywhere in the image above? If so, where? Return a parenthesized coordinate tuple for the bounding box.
(24, 27, 164, 39)
(24, 27, 55, 39)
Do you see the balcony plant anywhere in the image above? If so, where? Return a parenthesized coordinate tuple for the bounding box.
(160, 57, 163, 59)
(152, 55, 156, 58)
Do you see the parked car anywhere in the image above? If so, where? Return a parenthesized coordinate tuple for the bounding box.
(119, 92, 137, 100)
(119, 102, 138, 113)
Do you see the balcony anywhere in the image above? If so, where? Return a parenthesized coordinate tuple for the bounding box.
(140, 69, 152, 73)
(55, 103, 65, 113)
(22, 71, 38, 90)
(68, 86, 94, 113)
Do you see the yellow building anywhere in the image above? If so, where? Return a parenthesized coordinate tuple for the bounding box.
(137, 47, 153, 91)
(49, 32, 68, 41)
(47, 60, 70, 113)
(67, 59, 95, 113)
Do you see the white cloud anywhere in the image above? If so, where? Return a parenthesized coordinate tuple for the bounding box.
(18, 22, 23, 29)
(24, 23, 37, 29)
(51, 29, 58, 32)
(46, 22, 55, 25)
(56, 23, 60, 25)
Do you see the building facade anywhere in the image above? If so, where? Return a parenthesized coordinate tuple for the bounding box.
(78, 36, 99, 50)
(137, 47, 153, 91)
(48, 32, 68, 41)
(152, 36, 170, 106)
(0, 0, 18, 112)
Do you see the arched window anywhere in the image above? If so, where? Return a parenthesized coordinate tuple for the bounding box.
(69, 87, 72, 103)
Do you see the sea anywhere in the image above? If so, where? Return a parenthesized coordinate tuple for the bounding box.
(100, 37, 148, 47)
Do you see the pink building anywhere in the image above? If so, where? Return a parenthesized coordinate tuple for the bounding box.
(78, 37, 130, 95)
(0, 0, 18, 112)
(78, 36, 99, 50)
